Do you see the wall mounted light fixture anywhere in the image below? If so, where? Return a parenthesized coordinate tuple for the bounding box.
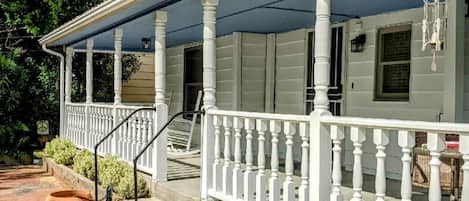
(350, 34, 366, 53)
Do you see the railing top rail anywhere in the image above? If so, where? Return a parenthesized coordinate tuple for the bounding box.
(66, 102, 151, 110)
(320, 115, 469, 134)
(65, 102, 86, 107)
(207, 109, 310, 122)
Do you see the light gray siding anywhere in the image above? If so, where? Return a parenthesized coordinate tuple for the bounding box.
(241, 33, 267, 112)
(274, 29, 308, 114)
(344, 8, 448, 179)
(216, 35, 235, 110)
(166, 46, 184, 116)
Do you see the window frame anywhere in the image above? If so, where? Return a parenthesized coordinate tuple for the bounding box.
(374, 24, 412, 102)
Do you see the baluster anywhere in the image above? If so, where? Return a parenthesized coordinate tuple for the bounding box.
(398, 130, 415, 201)
(126, 110, 132, 161)
(330, 125, 344, 201)
(222, 116, 233, 195)
(460, 135, 469, 201)
(131, 113, 137, 159)
(146, 111, 153, 167)
(141, 111, 149, 167)
(373, 129, 389, 201)
(269, 120, 281, 201)
(283, 121, 296, 201)
(212, 115, 223, 192)
(298, 123, 310, 201)
(351, 126, 366, 201)
(244, 118, 255, 201)
(256, 119, 268, 201)
(427, 132, 445, 201)
(232, 117, 244, 199)
(137, 112, 144, 166)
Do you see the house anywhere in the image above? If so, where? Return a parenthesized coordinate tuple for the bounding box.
(40, 0, 469, 200)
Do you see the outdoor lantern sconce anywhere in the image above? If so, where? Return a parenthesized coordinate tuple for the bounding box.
(142, 38, 151, 49)
(351, 34, 366, 53)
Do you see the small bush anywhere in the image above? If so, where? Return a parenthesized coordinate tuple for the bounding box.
(116, 173, 149, 199)
(98, 155, 130, 188)
(73, 150, 96, 180)
(43, 138, 76, 165)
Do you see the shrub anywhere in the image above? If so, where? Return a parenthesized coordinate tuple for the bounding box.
(98, 155, 130, 188)
(43, 138, 76, 165)
(115, 173, 149, 199)
(73, 149, 96, 180)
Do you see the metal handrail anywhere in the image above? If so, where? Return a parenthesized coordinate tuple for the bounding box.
(93, 107, 156, 201)
(132, 110, 204, 201)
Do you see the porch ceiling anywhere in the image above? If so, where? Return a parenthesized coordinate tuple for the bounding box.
(44, 0, 422, 51)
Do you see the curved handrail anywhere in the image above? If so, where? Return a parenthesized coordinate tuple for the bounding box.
(132, 110, 204, 201)
(93, 107, 156, 201)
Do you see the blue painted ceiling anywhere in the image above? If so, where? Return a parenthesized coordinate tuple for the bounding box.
(57, 0, 422, 51)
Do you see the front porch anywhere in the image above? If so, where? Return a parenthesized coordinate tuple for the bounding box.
(39, 0, 469, 200)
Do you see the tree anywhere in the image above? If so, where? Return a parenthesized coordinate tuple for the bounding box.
(0, 0, 141, 157)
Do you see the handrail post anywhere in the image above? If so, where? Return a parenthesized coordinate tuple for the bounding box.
(152, 103, 168, 182)
(309, 111, 332, 201)
(201, 106, 216, 200)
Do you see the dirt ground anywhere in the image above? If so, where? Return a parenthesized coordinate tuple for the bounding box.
(0, 165, 72, 201)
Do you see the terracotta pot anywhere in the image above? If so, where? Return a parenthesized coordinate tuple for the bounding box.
(45, 190, 93, 201)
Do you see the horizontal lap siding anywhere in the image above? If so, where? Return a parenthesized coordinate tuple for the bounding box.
(122, 54, 155, 103)
(216, 35, 235, 110)
(166, 47, 184, 116)
(344, 8, 446, 180)
(242, 33, 267, 112)
(274, 29, 307, 114)
(464, 19, 469, 122)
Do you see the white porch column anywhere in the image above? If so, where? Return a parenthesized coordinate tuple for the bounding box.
(86, 39, 94, 103)
(201, 0, 218, 200)
(85, 39, 94, 150)
(313, 0, 332, 113)
(201, 0, 218, 108)
(152, 11, 168, 183)
(114, 28, 123, 105)
(310, 0, 332, 200)
(65, 47, 74, 103)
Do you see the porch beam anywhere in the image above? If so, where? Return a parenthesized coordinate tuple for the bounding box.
(65, 47, 74, 103)
(152, 10, 168, 183)
(113, 28, 123, 105)
(201, 0, 218, 200)
(86, 39, 94, 103)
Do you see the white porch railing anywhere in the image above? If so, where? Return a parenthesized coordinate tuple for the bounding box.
(64, 103, 156, 174)
(202, 109, 469, 201)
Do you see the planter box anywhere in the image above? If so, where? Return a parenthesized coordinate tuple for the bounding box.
(42, 158, 119, 201)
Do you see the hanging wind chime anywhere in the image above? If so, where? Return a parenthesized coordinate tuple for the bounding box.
(422, 0, 448, 72)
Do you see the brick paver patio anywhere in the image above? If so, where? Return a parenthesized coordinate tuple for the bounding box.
(0, 165, 72, 201)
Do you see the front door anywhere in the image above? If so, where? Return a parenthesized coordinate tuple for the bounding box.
(306, 26, 344, 116)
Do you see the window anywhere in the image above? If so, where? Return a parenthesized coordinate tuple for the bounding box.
(183, 46, 203, 119)
(375, 25, 411, 101)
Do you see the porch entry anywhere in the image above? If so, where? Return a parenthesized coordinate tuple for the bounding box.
(306, 26, 344, 116)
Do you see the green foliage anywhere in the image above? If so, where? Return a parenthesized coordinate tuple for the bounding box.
(98, 155, 131, 188)
(0, 50, 32, 155)
(43, 138, 76, 165)
(97, 155, 149, 199)
(73, 149, 96, 180)
(116, 173, 149, 199)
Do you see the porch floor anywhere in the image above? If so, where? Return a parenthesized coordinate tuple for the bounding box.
(154, 154, 453, 201)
